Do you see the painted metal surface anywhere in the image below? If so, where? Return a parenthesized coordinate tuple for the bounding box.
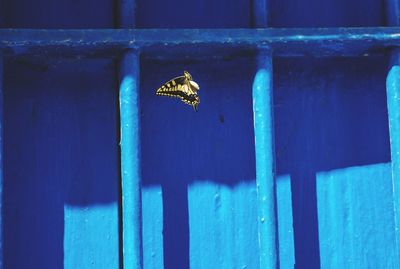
(251, 1, 279, 266)
(270, 0, 384, 27)
(317, 163, 398, 268)
(2, 0, 120, 267)
(386, 0, 400, 260)
(2, 28, 400, 58)
(274, 57, 394, 268)
(140, 58, 258, 268)
(118, 0, 143, 267)
(252, 51, 278, 268)
(252, 0, 267, 27)
(64, 204, 119, 268)
(3, 59, 120, 268)
(137, 0, 249, 28)
(276, 175, 295, 269)
(119, 52, 142, 269)
(386, 0, 400, 27)
(118, 0, 136, 28)
(142, 186, 164, 269)
(1, 0, 114, 28)
(1, 0, 400, 268)
(0, 54, 3, 269)
(188, 181, 259, 269)
(387, 57, 400, 259)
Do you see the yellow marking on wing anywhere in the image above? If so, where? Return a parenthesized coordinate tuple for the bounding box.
(156, 72, 200, 110)
(181, 84, 190, 95)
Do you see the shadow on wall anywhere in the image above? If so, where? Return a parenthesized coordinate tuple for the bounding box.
(3, 59, 120, 269)
(274, 57, 391, 268)
(141, 57, 257, 268)
(142, 56, 391, 268)
(3, 56, 390, 269)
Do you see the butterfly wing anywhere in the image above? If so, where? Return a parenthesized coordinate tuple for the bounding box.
(156, 74, 200, 110)
(156, 75, 186, 95)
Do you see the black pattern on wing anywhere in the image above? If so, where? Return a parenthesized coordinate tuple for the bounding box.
(157, 89, 198, 104)
(171, 91, 197, 103)
(156, 76, 186, 94)
(156, 72, 200, 111)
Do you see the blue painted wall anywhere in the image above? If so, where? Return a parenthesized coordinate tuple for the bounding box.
(4, 59, 120, 268)
(2, 0, 119, 268)
(2, 0, 399, 268)
(141, 58, 258, 268)
(274, 57, 395, 268)
(137, 1, 395, 269)
(2, 0, 114, 28)
(269, 0, 385, 27)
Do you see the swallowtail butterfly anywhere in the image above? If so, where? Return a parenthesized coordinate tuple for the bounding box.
(156, 71, 200, 111)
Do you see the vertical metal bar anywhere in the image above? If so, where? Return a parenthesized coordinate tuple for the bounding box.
(385, 0, 400, 26)
(252, 49, 278, 269)
(252, 0, 279, 268)
(252, 0, 268, 27)
(386, 0, 400, 261)
(119, 0, 141, 268)
(387, 52, 400, 260)
(0, 54, 3, 269)
(119, 52, 142, 269)
(0, 8, 5, 269)
(119, 0, 136, 28)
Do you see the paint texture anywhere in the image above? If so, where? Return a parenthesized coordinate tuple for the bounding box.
(1, 28, 400, 58)
(387, 61, 400, 259)
(142, 186, 164, 269)
(1, 0, 400, 268)
(0, 54, 3, 269)
(317, 163, 398, 268)
(4, 59, 120, 269)
(120, 52, 142, 269)
(252, 51, 278, 268)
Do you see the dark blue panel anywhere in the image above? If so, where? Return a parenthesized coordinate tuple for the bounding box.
(137, 0, 385, 28)
(2, 0, 115, 28)
(270, 0, 385, 27)
(140, 57, 256, 268)
(137, 0, 250, 28)
(2, 0, 119, 267)
(274, 57, 391, 268)
(3, 59, 119, 268)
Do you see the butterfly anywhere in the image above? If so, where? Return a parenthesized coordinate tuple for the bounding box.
(156, 71, 200, 111)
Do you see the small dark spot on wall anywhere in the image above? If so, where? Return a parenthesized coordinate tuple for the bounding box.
(219, 114, 224, 123)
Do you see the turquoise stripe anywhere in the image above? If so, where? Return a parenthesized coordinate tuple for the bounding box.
(119, 51, 142, 269)
(252, 49, 278, 268)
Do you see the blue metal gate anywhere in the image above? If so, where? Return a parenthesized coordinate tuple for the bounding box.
(1, 0, 400, 268)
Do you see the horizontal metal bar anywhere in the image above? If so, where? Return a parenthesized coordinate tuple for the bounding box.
(1, 27, 400, 58)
